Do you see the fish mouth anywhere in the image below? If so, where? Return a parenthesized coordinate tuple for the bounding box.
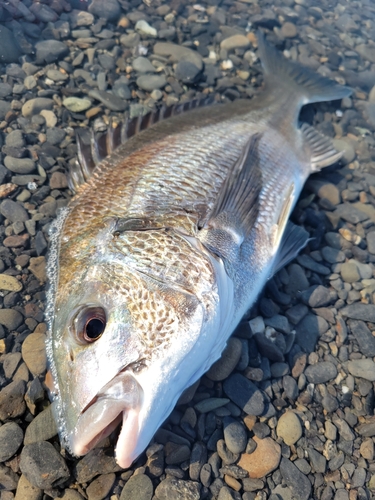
(70, 370, 143, 468)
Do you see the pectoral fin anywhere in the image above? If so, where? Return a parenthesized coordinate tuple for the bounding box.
(198, 134, 263, 262)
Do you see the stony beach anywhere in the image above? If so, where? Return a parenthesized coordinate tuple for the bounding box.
(0, 0, 375, 499)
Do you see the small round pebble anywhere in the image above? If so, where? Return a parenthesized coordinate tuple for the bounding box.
(223, 417, 247, 454)
(276, 411, 302, 446)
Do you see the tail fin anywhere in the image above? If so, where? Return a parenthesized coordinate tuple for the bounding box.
(257, 31, 352, 105)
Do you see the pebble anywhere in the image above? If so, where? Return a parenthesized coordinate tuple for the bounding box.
(305, 362, 337, 384)
(136, 75, 167, 93)
(279, 458, 311, 500)
(0, 380, 26, 420)
(40, 110, 57, 128)
(281, 22, 297, 38)
(238, 436, 281, 479)
(0, 422, 23, 462)
(22, 98, 54, 118)
(223, 373, 265, 416)
(223, 417, 247, 454)
(347, 359, 375, 381)
(24, 405, 57, 445)
(132, 56, 155, 73)
(307, 448, 326, 474)
(154, 477, 200, 500)
(20, 441, 70, 490)
(14, 474, 43, 500)
(175, 61, 202, 84)
(0, 464, 18, 491)
(348, 319, 375, 357)
(276, 411, 302, 446)
(135, 20, 157, 37)
(154, 43, 203, 71)
(341, 303, 375, 322)
(28, 256, 47, 283)
(120, 473, 153, 500)
(220, 34, 250, 51)
(63, 97, 92, 113)
(88, 89, 128, 111)
(0, 309, 23, 330)
(0, 25, 22, 63)
(0, 274, 22, 292)
(4, 156, 36, 174)
(0, 199, 29, 222)
(88, 0, 121, 21)
(366, 231, 375, 254)
(194, 397, 230, 413)
(295, 314, 328, 352)
(75, 448, 122, 483)
(340, 261, 360, 283)
(87, 473, 116, 500)
(34, 40, 69, 64)
(207, 337, 242, 381)
(304, 285, 333, 308)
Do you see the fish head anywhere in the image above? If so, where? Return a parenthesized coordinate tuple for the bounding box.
(46, 226, 224, 468)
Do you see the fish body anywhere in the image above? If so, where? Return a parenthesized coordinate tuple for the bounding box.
(45, 33, 351, 467)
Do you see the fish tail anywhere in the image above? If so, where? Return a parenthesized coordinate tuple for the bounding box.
(257, 30, 352, 106)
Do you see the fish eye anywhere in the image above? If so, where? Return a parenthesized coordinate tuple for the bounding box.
(74, 306, 106, 344)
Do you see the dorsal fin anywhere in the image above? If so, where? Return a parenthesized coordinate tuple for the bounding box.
(68, 96, 216, 194)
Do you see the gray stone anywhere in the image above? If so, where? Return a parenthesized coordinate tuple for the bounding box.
(305, 362, 337, 384)
(0, 308, 23, 329)
(307, 448, 326, 473)
(20, 441, 70, 489)
(88, 89, 128, 111)
(332, 139, 356, 164)
(4, 156, 36, 174)
(35, 40, 69, 64)
(135, 20, 157, 38)
(349, 320, 375, 357)
(207, 337, 242, 381)
(6, 130, 24, 147)
(333, 203, 369, 224)
(0, 100, 11, 120)
(175, 61, 201, 83)
(0, 199, 29, 222)
(223, 373, 265, 415)
(154, 43, 203, 71)
(223, 417, 247, 454)
(347, 359, 375, 381)
(0, 422, 23, 462)
(279, 458, 311, 500)
(341, 261, 360, 283)
(24, 405, 57, 444)
(74, 448, 122, 483)
(220, 34, 250, 51)
(295, 314, 329, 352)
(136, 75, 167, 92)
(297, 254, 330, 275)
(0, 464, 18, 491)
(189, 442, 206, 481)
(283, 375, 299, 400)
(341, 303, 375, 322)
(0, 25, 22, 63)
(120, 473, 153, 500)
(132, 56, 155, 73)
(303, 285, 333, 308)
(368, 231, 375, 254)
(154, 477, 200, 500)
(321, 246, 345, 264)
(0, 380, 26, 420)
(22, 98, 54, 118)
(89, 0, 121, 21)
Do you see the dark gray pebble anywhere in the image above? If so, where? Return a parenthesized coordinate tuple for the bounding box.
(296, 255, 330, 275)
(295, 314, 329, 352)
(189, 442, 206, 481)
(302, 285, 334, 308)
(223, 373, 265, 416)
(279, 457, 311, 500)
(175, 61, 202, 84)
(88, 89, 128, 112)
(74, 448, 122, 483)
(348, 319, 375, 357)
(0, 380, 26, 420)
(89, 0, 121, 21)
(0, 464, 18, 491)
(252, 422, 270, 439)
(154, 477, 201, 500)
(305, 362, 337, 384)
(136, 74, 167, 92)
(35, 40, 69, 64)
(270, 362, 289, 378)
(328, 450, 345, 471)
(283, 375, 299, 400)
(223, 417, 247, 454)
(307, 448, 326, 473)
(341, 303, 375, 322)
(254, 333, 284, 362)
(0, 422, 23, 462)
(19, 441, 70, 489)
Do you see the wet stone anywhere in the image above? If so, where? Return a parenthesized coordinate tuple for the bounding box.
(0, 422, 23, 462)
(348, 319, 375, 357)
(207, 337, 242, 381)
(19, 441, 70, 489)
(132, 56, 155, 74)
(303, 285, 333, 308)
(189, 442, 206, 481)
(220, 34, 250, 51)
(276, 411, 302, 446)
(254, 333, 284, 362)
(223, 373, 265, 416)
(63, 97, 92, 113)
(347, 359, 375, 381)
(175, 61, 201, 84)
(366, 231, 375, 254)
(322, 246, 345, 264)
(154, 477, 200, 500)
(223, 417, 247, 454)
(305, 362, 337, 384)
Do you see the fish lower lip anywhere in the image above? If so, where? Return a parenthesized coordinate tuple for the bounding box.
(70, 371, 142, 463)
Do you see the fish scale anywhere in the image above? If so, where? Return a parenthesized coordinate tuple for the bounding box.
(45, 32, 352, 468)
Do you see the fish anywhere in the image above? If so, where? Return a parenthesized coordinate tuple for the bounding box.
(45, 31, 352, 469)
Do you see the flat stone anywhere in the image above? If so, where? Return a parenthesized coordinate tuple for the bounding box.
(341, 303, 375, 322)
(154, 43, 203, 71)
(307, 448, 326, 473)
(132, 56, 155, 73)
(276, 411, 302, 446)
(74, 448, 122, 483)
(295, 314, 329, 352)
(341, 261, 360, 283)
(238, 436, 281, 479)
(223, 373, 265, 416)
(88, 0, 121, 21)
(88, 89, 128, 111)
(35, 40, 69, 64)
(0, 422, 23, 461)
(297, 254, 330, 275)
(332, 139, 356, 165)
(175, 61, 201, 83)
(347, 359, 375, 381)
(4, 156, 36, 174)
(14, 474, 43, 500)
(207, 337, 242, 381)
(24, 405, 57, 445)
(305, 362, 337, 384)
(3, 233, 29, 247)
(0, 199, 29, 222)
(279, 457, 311, 500)
(0, 380, 26, 420)
(348, 320, 375, 357)
(120, 473, 153, 500)
(28, 256, 46, 283)
(0, 308, 23, 330)
(220, 34, 250, 51)
(154, 477, 200, 500)
(321, 246, 345, 264)
(0, 25, 22, 63)
(0, 274, 22, 292)
(333, 203, 368, 224)
(63, 97, 92, 112)
(22, 98, 54, 118)
(194, 397, 230, 413)
(20, 441, 70, 489)
(135, 20, 157, 37)
(21, 332, 47, 376)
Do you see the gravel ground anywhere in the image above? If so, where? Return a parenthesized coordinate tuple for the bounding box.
(0, 0, 375, 499)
